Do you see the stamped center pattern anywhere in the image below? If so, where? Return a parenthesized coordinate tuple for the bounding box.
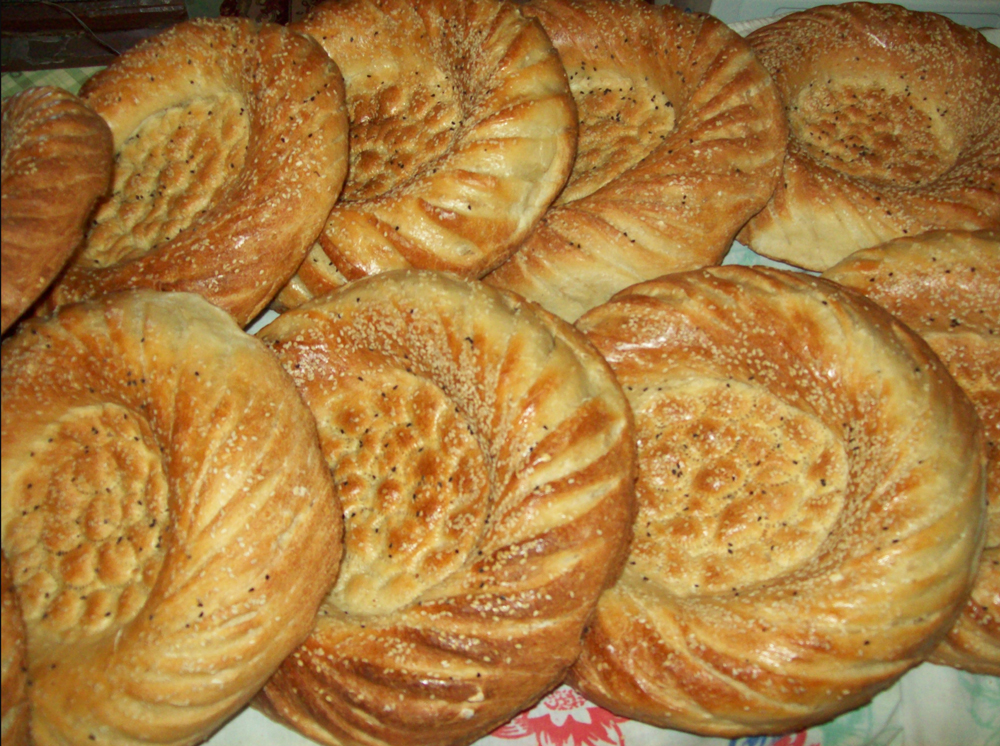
(2, 403, 169, 645)
(345, 66, 463, 202)
(561, 65, 677, 203)
(309, 356, 490, 617)
(627, 378, 848, 596)
(790, 81, 956, 186)
(81, 93, 249, 265)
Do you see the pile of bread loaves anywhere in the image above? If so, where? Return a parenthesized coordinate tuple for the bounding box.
(1, 1, 997, 745)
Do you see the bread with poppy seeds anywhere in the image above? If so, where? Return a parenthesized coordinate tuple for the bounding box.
(1, 86, 112, 335)
(484, 0, 786, 321)
(42, 18, 349, 327)
(256, 270, 636, 746)
(1, 291, 342, 745)
(740, 3, 1000, 270)
(572, 266, 985, 736)
(824, 228, 1000, 676)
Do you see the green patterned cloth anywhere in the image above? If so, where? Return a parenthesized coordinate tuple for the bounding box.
(1, 66, 104, 99)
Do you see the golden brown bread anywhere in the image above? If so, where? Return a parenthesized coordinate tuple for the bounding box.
(1, 291, 342, 746)
(42, 18, 350, 327)
(255, 270, 636, 746)
(277, 0, 577, 307)
(1, 86, 113, 335)
(740, 3, 1000, 271)
(1, 553, 29, 746)
(823, 229, 1000, 676)
(483, 0, 787, 321)
(572, 266, 986, 736)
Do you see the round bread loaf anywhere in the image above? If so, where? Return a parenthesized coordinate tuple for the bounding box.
(0, 291, 342, 746)
(572, 266, 986, 736)
(277, 0, 577, 308)
(740, 3, 1000, 271)
(1, 86, 113, 335)
(255, 270, 636, 746)
(823, 229, 1000, 676)
(1, 553, 29, 746)
(483, 0, 786, 322)
(42, 18, 349, 327)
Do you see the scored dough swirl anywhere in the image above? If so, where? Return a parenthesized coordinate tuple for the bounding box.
(1, 553, 29, 746)
(484, 0, 786, 321)
(43, 18, 350, 327)
(740, 3, 1000, 270)
(572, 266, 986, 737)
(1, 291, 342, 746)
(1, 86, 113, 335)
(278, 0, 577, 307)
(256, 270, 636, 746)
(824, 229, 1000, 676)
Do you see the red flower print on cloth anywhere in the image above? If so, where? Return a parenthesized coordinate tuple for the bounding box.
(735, 732, 820, 746)
(771, 733, 819, 746)
(493, 686, 628, 746)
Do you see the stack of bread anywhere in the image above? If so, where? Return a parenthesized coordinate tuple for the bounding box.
(1, 1, 997, 745)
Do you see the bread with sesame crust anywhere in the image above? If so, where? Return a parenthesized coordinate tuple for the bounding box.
(1, 86, 112, 335)
(572, 265, 986, 736)
(483, 0, 786, 322)
(255, 270, 636, 746)
(1, 553, 29, 746)
(41, 18, 349, 327)
(823, 229, 1000, 676)
(0, 291, 342, 746)
(276, 0, 577, 309)
(740, 3, 1000, 271)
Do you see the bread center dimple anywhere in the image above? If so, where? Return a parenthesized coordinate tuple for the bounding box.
(79, 93, 249, 266)
(789, 80, 958, 186)
(2, 403, 169, 647)
(560, 66, 677, 204)
(627, 378, 848, 597)
(340, 48, 463, 202)
(310, 359, 490, 617)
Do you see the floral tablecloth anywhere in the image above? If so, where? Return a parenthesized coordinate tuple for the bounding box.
(212, 666, 1000, 746)
(3, 28, 998, 746)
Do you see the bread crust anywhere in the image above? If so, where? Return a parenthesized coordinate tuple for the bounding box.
(278, 0, 577, 308)
(255, 270, 636, 746)
(823, 229, 1000, 676)
(572, 266, 986, 736)
(1, 86, 113, 335)
(484, 0, 786, 321)
(41, 18, 349, 327)
(741, 3, 1000, 270)
(1, 553, 29, 746)
(1, 291, 342, 746)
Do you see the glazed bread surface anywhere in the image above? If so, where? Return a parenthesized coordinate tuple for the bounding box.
(824, 229, 1000, 676)
(572, 266, 986, 736)
(1, 86, 113, 335)
(43, 18, 350, 326)
(1, 291, 342, 746)
(484, 0, 787, 321)
(256, 270, 636, 746)
(278, 0, 577, 307)
(741, 2, 1000, 270)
